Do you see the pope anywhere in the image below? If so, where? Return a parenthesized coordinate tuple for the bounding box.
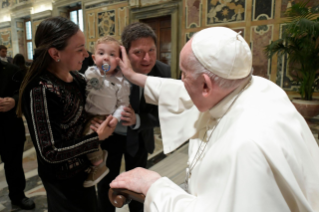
(111, 27, 319, 212)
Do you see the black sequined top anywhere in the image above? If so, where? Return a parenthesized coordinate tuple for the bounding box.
(22, 70, 100, 181)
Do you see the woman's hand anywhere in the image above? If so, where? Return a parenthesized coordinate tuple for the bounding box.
(90, 115, 116, 140)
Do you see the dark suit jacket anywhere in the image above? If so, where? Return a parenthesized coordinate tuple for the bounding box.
(0, 61, 25, 142)
(7, 57, 13, 64)
(127, 60, 171, 154)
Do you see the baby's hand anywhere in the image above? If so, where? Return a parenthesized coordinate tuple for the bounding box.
(109, 117, 118, 128)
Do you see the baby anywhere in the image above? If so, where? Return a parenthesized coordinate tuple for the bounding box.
(82, 36, 130, 187)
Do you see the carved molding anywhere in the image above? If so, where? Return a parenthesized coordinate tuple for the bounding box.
(31, 10, 52, 21)
(0, 22, 11, 29)
(131, 1, 180, 20)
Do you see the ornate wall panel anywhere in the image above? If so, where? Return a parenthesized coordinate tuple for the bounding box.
(0, 28, 12, 56)
(206, 0, 246, 25)
(186, 0, 202, 28)
(85, 2, 129, 52)
(1, 0, 12, 8)
(88, 13, 96, 39)
(97, 10, 115, 37)
(141, 0, 170, 7)
(88, 41, 95, 53)
(250, 25, 273, 79)
(118, 7, 127, 37)
(252, 0, 274, 21)
(185, 31, 196, 42)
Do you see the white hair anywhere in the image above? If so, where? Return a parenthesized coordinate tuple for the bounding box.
(187, 50, 253, 89)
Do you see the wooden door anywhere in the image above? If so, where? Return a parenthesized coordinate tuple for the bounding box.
(141, 16, 171, 66)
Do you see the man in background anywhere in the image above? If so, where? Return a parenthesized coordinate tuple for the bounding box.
(98, 22, 171, 212)
(0, 45, 13, 64)
(0, 60, 35, 210)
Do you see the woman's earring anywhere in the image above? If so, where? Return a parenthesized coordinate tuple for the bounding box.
(57, 59, 60, 62)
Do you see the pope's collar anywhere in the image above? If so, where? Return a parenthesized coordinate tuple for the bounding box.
(209, 76, 252, 120)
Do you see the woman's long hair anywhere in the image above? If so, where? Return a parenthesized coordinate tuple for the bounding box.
(16, 16, 79, 117)
(13, 53, 28, 72)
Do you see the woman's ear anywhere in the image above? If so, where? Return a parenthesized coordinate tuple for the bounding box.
(48, 47, 60, 62)
(202, 73, 213, 97)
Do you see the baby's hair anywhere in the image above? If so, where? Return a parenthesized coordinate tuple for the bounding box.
(94, 36, 121, 52)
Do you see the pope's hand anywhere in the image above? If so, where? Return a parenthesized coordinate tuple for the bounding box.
(116, 46, 147, 88)
(117, 46, 135, 79)
(110, 167, 161, 195)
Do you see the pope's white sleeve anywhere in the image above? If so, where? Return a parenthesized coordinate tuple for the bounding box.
(144, 76, 165, 105)
(145, 177, 196, 212)
(144, 76, 200, 154)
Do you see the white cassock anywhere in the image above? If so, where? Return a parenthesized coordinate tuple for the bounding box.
(143, 75, 319, 212)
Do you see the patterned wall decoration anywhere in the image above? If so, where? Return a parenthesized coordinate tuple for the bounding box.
(0, 30, 11, 48)
(17, 22, 24, 29)
(250, 25, 273, 79)
(89, 41, 95, 53)
(232, 27, 245, 38)
(1, 0, 11, 8)
(281, 0, 316, 17)
(88, 13, 96, 39)
(97, 10, 115, 37)
(0, 28, 12, 56)
(129, 0, 139, 7)
(186, 0, 201, 28)
(141, 0, 170, 7)
(85, 2, 129, 52)
(118, 7, 127, 37)
(252, 0, 274, 20)
(206, 0, 246, 25)
(185, 31, 196, 42)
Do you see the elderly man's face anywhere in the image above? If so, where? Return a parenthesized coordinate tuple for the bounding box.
(180, 39, 217, 112)
(180, 45, 207, 111)
(0, 49, 7, 58)
(128, 37, 157, 75)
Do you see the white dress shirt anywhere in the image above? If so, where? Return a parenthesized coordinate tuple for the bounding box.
(0, 56, 8, 62)
(85, 66, 130, 121)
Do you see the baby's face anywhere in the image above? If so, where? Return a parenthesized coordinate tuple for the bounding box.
(93, 42, 120, 75)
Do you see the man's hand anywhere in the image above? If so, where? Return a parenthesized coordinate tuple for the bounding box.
(90, 115, 116, 140)
(0, 97, 15, 112)
(109, 116, 118, 128)
(121, 106, 137, 126)
(110, 168, 161, 195)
